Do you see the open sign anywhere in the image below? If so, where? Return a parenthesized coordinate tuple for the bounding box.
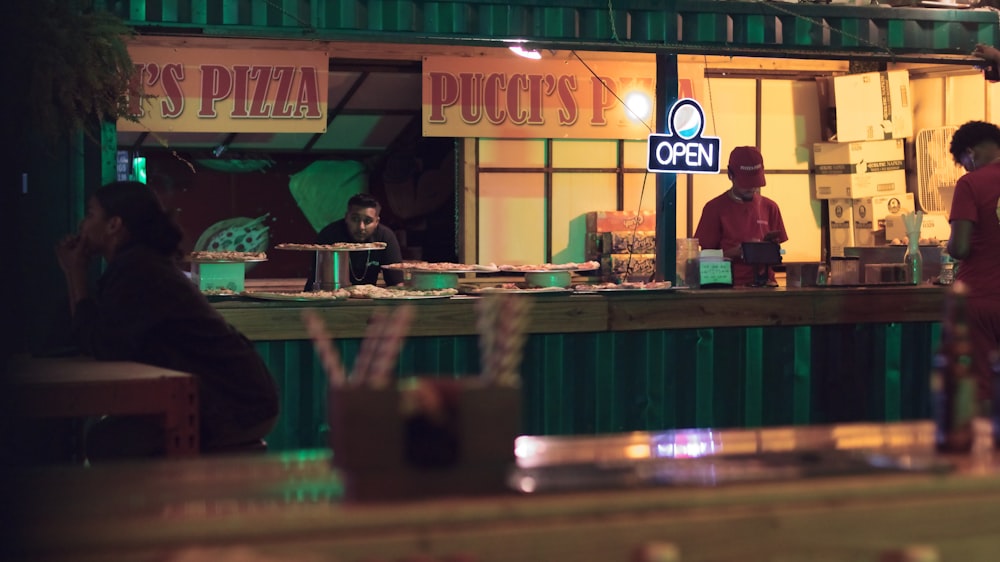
(647, 98, 721, 174)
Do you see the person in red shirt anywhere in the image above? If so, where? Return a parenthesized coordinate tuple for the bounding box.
(694, 146, 788, 286)
(947, 120, 1000, 402)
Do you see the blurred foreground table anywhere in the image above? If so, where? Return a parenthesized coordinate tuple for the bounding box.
(2, 357, 199, 457)
(5, 421, 1000, 561)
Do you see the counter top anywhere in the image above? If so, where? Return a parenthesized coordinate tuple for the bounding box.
(8, 421, 1000, 562)
(215, 285, 947, 340)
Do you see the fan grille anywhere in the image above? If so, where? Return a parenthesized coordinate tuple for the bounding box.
(915, 126, 963, 213)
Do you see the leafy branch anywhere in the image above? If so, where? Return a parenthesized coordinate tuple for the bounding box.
(13, 0, 137, 141)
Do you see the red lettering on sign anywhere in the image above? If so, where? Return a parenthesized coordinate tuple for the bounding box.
(484, 73, 507, 125)
(428, 71, 460, 123)
(678, 78, 694, 100)
(458, 73, 484, 124)
(556, 75, 578, 125)
(507, 74, 529, 125)
(271, 66, 296, 118)
(159, 64, 185, 118)
(296, 67, 321, 118)
(590, 76, 617, 126)
(247, 66, 273, 118)
(199, 64, 233, 118)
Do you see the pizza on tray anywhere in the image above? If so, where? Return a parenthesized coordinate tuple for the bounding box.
(275, 242, 387, 251)
(243, 289, 351, 301)
(382, 261, 499, 273)
(188, 251, 267, 262)
(574, 281, 673, 292)
(497, 260, 600, 272)
(463, 283, 570, 294)
(347, 284, 458, 299)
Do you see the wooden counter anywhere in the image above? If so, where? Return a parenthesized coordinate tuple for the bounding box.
(217, 286, 946, 340)
(7, 425, 1000, 562)
(217, 286, 947, 450)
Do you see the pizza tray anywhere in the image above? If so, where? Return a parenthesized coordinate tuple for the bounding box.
(384, 263, 500, 274)
(275, 243, 387, 252)
(462, 285, 573, 296)
(243, 291, 349, 302)
(370, 294, 455, 301)
(187, 257, 268, 264)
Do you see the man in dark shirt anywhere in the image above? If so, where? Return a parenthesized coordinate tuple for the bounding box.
(306, 193, 405, 288)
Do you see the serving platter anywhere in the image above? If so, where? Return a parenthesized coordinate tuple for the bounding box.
(186, 251, 268, 264)
(371, 294, 455, 301)
(574, 282, 676, 294)
(275, 242, 387, 252)
(497, 260, 600, 273)
(243, 290, 350, 302)
(462, 284, 573, 295)
(383, 262, 500, 274)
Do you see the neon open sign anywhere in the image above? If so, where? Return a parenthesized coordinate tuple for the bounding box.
(647, 98, 721, 174)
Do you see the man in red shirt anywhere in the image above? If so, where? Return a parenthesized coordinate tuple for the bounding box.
(694, 146, 788, 286)
(947, 120, 1000, 402)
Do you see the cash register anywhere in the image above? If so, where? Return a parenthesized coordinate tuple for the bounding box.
(741, 241, 782, 288)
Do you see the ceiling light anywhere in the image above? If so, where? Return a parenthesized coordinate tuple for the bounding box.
(509, 46, 542, 60)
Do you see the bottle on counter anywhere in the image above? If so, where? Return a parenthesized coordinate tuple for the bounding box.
(903, 239, 923, 285)
(938, 245, 956, 285)
(931, 280, 976, 453)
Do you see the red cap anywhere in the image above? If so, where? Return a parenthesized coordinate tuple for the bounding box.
(728, 146, 766, 189)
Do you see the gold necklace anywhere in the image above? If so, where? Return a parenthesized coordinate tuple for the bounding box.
(349, 250, 372, 282)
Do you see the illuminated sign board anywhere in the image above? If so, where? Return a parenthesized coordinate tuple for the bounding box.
(647, 98, 721, 174)
(119, 45, 329, 133)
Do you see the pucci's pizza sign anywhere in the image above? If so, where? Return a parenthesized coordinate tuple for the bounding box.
(119, 45, 329, 133)
(422, 55, 655, 140)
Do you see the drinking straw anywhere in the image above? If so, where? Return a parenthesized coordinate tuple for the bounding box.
(477, 294, 531, 386)
(495, 295, 532, 387)
(475, 296, 500, 381)
(301, 308, 347, 387)
(350, 309, 389, 385)
(366, 304, 416, 389)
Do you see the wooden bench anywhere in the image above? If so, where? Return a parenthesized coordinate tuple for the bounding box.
(2, 357, 199, 457)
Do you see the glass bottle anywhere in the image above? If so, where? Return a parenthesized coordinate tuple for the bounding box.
(938, 245, 955, 285)
(903, 240, 922, 285)
(932, 281, 976, 453)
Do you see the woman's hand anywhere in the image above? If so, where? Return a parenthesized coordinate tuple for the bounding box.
(55, 234, 93, 317)
(55, 234, 92, 275)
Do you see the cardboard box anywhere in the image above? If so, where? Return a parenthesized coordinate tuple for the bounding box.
(813, 139, 907, 199)
(601, 253, 656, 281)
(884, 212, 951, 243)
(818, 70, 913, 143)
(851, 192, 915, 246)
(827, 199, 856, 257)
(586, 230, 656, 259)
(585, 211, 656, 233)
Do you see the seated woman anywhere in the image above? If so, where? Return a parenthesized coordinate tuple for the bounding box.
(55, 181, 280, 460)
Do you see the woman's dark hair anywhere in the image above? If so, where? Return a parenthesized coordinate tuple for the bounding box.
(94, 181, 184, 257)
(949, 120, 1000, 164)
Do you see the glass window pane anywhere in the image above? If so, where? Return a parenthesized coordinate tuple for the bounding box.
(760, 80, 821, 171)
(479, 139, 546, 168)
(552, 139, 618, 169)
(478, 172, 546, 264)
(551, 173, 617, 263)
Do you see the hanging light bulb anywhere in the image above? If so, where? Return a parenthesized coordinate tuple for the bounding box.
(509, 45, 542, 60)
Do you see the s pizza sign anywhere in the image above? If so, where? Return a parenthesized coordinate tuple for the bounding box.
(119, 45, 329, 133)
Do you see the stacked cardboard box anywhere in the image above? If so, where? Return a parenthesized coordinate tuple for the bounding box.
(814, 70, 914, 256)
(584, 211, 656, 281)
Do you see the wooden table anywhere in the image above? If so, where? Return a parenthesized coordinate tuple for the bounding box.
(7, 421, 1000, 562)
(2, 357, 199, 457)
